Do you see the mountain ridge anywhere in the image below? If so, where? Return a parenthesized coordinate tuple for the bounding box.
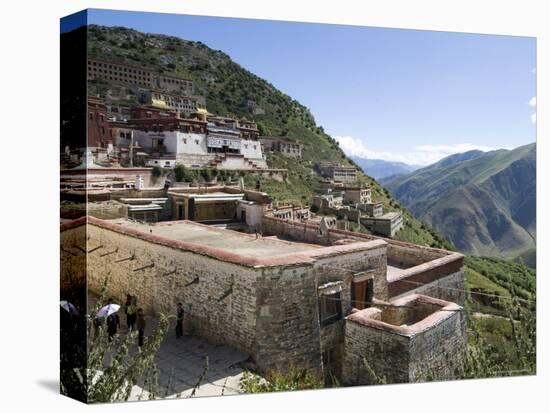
(382, 143, 536, 259)
(351, 156, 421, 180)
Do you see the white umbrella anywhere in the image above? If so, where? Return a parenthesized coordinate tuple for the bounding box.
(96, 303, 121, 318)
(60, 300, 79, 315)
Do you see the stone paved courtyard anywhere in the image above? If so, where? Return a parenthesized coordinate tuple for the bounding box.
(129, 322, 248, 400)
(89, 295, 249, 400)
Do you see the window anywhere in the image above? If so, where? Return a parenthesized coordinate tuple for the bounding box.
(89, 113, 94, 120)
(195, 139, 199, 145)
(319, 291, 342, 326)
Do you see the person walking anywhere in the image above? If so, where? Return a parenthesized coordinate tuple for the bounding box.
(124, 294, 132, 329)
(107, 311, 120, 342)
(126, 296, 137, 331)
(175, 302, 184, 339)
(136, 308, 146, 348)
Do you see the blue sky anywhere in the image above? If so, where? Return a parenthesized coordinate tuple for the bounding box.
(70, 9, 536, 165)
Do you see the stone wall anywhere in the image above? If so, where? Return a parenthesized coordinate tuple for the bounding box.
(83, 223, 260, 355)
(408, 309, 467, 382)
(341, 298, 466, 385)
(262, 217, 464, 304)
(313, 247, 388, 302)
(319, 320, 345, 379)
(387, 243, 447, 268)
(60, 221, 87, 296)
(62, 217, 388, 377)
(342, 318, 410, 385)
(254, 264, 323, 373)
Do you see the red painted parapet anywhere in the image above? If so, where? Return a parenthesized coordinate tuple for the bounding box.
(60, 216, 387, 269)
(347, 293, 463, 336)
(387, 253, 464, 298)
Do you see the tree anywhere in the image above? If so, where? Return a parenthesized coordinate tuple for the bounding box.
(60, 279, 170, 403)
(174, 164, 194, 182)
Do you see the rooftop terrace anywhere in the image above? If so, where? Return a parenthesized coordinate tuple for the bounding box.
(113, 219, 320, 257)
(68, 217, 387, 268)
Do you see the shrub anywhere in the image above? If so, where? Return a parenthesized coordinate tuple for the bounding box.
(151, 165, 162, 177)
(241, 367, 324, 393)
(174, 164, 194, 182)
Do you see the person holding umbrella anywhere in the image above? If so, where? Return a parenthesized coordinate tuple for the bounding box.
(96, 298, 121, 341)
(60, 300, 80, 331)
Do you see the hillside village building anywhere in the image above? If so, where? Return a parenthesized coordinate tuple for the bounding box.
(260, 137, 303, 159)
(87, 58, 194, 95)
(88, 97, 110, 148)
(264, 204, 311, 221)
(362, 201, 384, 218)
(361, 211, 404, 238)
(61, 207, 466, 385)
(139, 90, 206, 115)
(316, 161, 358, 183)
(312, 185, 404, 238)
(342, 186, 372, 205)
(83, 97, 272, 171)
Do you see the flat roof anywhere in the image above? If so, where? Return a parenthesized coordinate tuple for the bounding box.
(114, 219, 319, 257)
(62, 216, 388, 268)
(170, 191, 245, 202)
(365, 212, 402, 221)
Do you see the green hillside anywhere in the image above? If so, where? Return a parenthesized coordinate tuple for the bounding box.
(84, 24, 451, 250)
(382, 143, 536, 259)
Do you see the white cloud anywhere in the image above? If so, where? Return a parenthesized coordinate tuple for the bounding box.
(334, 135, 503, 166)
(528, 97, 536, 124)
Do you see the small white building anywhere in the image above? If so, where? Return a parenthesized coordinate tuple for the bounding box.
(133, 128, 266, 170)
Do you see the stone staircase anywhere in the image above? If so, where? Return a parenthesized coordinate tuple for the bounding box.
(208, 153, 267, 170)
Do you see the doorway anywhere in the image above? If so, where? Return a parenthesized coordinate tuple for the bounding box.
(351, 278, 374, 310)
(178, 204, 186, 220)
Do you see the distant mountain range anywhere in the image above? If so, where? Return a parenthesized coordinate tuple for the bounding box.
(351, 157, 422, 180)
(381, 143, 536, 260)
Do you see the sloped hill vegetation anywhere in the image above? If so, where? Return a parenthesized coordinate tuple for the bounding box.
(382, 143, 536, 259)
